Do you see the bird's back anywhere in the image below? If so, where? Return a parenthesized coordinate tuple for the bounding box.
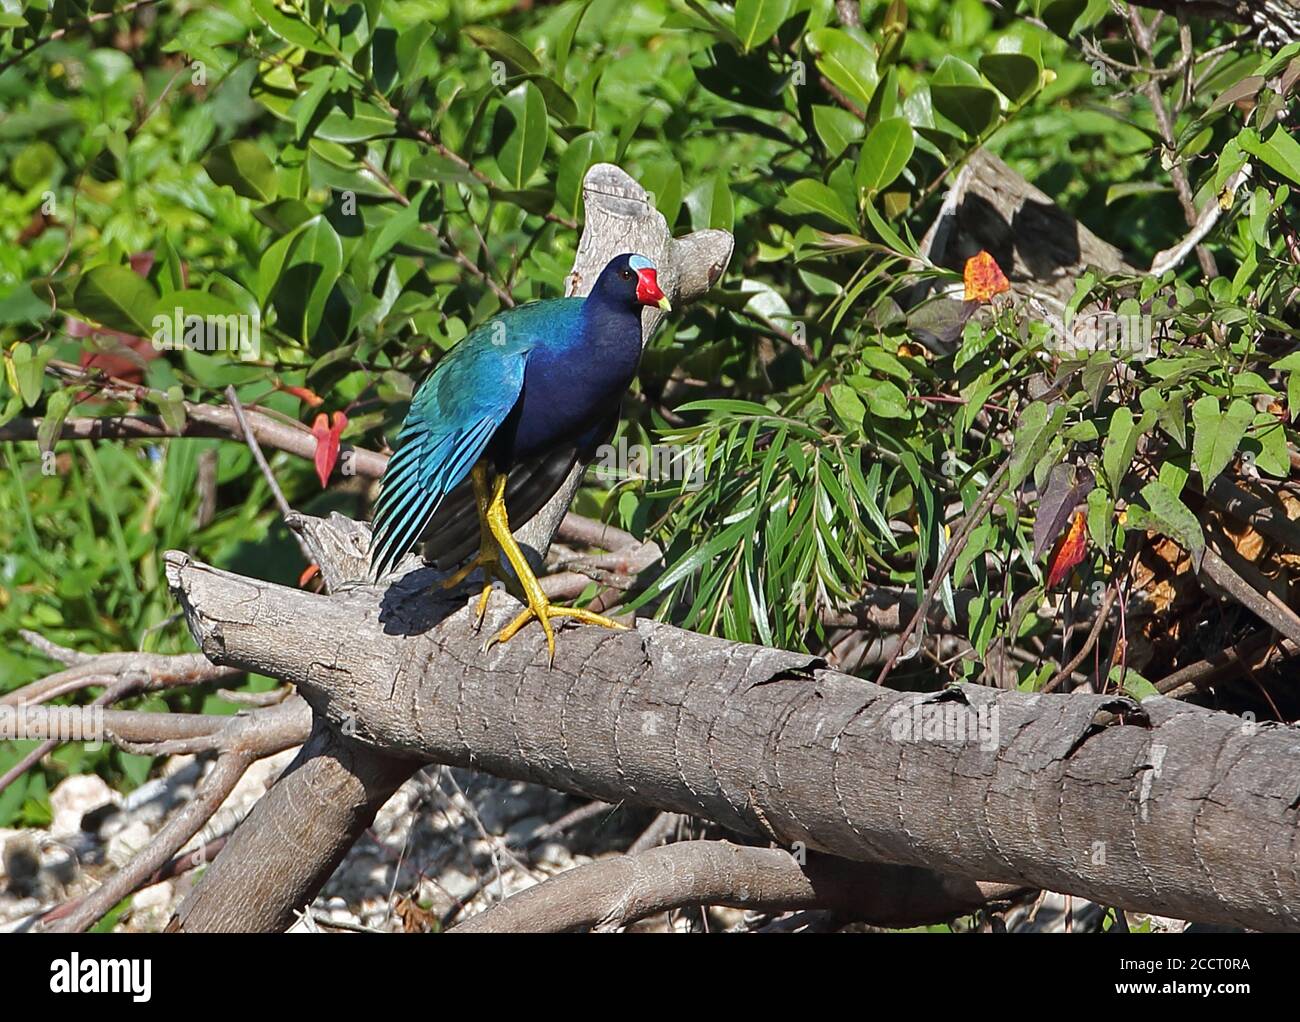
(408, 297, 582, 423)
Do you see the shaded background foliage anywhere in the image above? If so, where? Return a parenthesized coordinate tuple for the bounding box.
(0, 0, 1297, 827)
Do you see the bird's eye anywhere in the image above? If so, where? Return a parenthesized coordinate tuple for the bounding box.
(620, 269, 632, 279)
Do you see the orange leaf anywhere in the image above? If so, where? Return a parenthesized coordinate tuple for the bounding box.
(279, 383, 324, 407)
(963, 250, 1010, 302)
(311, 411, 348, 487)
(1045, 510, 1088, 589)
(298, 563, 320, 587)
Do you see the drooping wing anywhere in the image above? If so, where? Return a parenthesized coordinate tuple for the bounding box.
(368, 331, 528, 582)
(421, 408, 619, 569)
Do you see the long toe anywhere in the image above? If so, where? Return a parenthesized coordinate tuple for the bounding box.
(473, 582, 496, 629)
(547, 607, 628, 631)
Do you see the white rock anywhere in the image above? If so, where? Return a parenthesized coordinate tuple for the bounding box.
(132, 881, 174, 911)
(49, 775, 115, 838)
(106, 820, 153, 868)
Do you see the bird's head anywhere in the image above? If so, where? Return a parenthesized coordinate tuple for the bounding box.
(597, 253, 671, 312)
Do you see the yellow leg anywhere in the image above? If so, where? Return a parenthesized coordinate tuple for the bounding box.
(480, 470, 626, 665)
(441, 463, 501, 628)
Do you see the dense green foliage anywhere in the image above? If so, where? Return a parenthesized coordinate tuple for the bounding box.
(1, 0, 1297, 820)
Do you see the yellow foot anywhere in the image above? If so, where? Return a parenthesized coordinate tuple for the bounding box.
(472, 459, 627, 665)
(438, 463, 504, 630)
(441, 554, 502, 629)
(486, 597, 627, 666)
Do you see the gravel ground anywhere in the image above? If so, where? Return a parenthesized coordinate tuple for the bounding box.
(0, 751, 668, 933)
(0, 751, 1196, 933)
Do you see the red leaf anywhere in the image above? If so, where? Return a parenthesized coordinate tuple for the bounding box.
(963, 250, 1010, 302)
(128, 250, 156, 278)
(69, 252, 163, 391)
(1045, 510, 1088, 589)
(311, 410, 349, 487)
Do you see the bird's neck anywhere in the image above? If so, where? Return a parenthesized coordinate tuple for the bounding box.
(572, 291, 639, 352)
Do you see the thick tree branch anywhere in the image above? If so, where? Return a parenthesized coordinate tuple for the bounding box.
(164, 543, 1300, 931)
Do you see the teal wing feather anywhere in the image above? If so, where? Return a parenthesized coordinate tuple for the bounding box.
(368, 299, 577, 580)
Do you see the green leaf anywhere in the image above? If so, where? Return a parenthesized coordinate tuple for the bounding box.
(257, 218, 312, 305)
(1113, 666, 1159, 701)
(929, 56, 1000, 137)
(557, 132, 601, 218)
(521, 73, 578, 125)
(152, 386, 188, 436)
(1101, 405, 1139, 490)
(396, 23, 435, 80)
(1191, 395, 1253, 489)
(856, 117, 913, 193)
(735, 0, 791, 52)
(203, 140, 278, 203)
(853, 376, 907, 418)
(370, 188, 430, 262)
(251, 0, 334, 54)
(150, 289, 257, 357)
(807, 28, 877, 108)
(781, 179, 856, 229)
(10, 342, 53, 408)
(315, 100, 396, 143)
(978, 52, 1040, 103)
(863, 195, 913, 254)
(1135, 480, 1204, 565)
(488, 186, 555, 216)
(1238, 125, 1300, 186)
(554, 0, 594, 77)
(1086, 485, 1113, 553)
(465, 25, 542, 75)
(1246, 413, 1289, 478)
(641, 161, 684, 226)
(1008, 400, 1065, 490)
(709, 176, 734, 231)
(10, 141, 58, 190)
(812, 105, 863, 158)
(829, 383, 865, 428)
(37, 388, 72, 454)
(1105, 181, 1172, 205)
(498, 82, 548, 189)
(290, 68, 337, 140)
(269, 216, 343, 344)
(72, 266, 160, 336)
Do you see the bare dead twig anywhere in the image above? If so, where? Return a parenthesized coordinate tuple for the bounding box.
(875, 461, 1010, 687)
(450, 841, 993, 933)
(1129, 6, 1217, 278)
(2, 644, 238, 709)
(1157, 630, 1299, 697)
(1042, 584, 1119, 694)
(225, 384, 319, 567)
(44, 697, 311, 933)
(628, 811, 689, 855)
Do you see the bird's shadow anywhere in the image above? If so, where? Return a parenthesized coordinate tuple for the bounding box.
(374, 564, 469, 638)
